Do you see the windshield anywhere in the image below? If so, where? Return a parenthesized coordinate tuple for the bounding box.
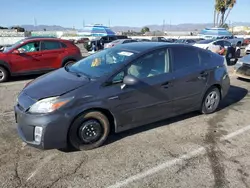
(3, 39, 25, 53)
(68, 48, 136, 78)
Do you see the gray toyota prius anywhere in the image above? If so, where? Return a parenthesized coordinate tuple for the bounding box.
(14, 42, 230, 151)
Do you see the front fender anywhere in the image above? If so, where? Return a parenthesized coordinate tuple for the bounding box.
(60, 98, 118, 131)
(0, 60, 11, 72)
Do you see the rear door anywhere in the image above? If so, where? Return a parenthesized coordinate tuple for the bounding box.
(103, 48, 175, 128)
(40, 40, 65, 69)
(170, 46, 209, 114)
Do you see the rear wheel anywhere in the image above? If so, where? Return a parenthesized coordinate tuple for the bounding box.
(201, 87, 221, 114)
(63, 60, 75, 67)
(68, 111, 110, 151)
(0, 66, 9, 83)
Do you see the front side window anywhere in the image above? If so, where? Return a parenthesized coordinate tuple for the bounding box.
(127, 49, 170, 79)
(68, 48, 136, 78)
(223, 41, 232, 47)
(214, 41, 224, 47)
(41, 41, 61, 50)
(171, 47, 200, 71)
(17, 41, 40, 53)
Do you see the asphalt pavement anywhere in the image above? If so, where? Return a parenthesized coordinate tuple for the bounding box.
(0, 51, 250, 188)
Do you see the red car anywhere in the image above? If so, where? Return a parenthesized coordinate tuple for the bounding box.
(0, 37, 82, 82)
(243, 38, 250, 46)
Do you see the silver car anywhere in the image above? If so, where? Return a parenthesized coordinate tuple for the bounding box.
(104, 39, 137, 49)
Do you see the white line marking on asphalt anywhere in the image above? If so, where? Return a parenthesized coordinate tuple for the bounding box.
(107, 124, 250, 188)
(26, 154, 57, 181)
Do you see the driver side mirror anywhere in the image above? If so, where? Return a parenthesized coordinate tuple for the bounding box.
(122, 75, 139, 88)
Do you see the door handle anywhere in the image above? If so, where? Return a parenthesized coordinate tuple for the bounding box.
(161, 81, 173, 88)
(198, 71, 208, 80)
(33, 54, 42, 57)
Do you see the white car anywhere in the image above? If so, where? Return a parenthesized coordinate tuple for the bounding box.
(245, 44, 250, 54)
(193, 39, 241, 59)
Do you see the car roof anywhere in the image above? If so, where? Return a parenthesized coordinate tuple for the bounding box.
(114, 42, 193, 53)
(22, 37, 68, 43)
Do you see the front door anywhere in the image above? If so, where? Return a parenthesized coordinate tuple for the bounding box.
(9, 41, 49, 73)
(102, 48, 174, 130)
(170, 46, 208, 114)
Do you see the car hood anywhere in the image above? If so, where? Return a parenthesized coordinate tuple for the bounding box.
(23, 68, 90, 100)
(240, 55, 250, 64)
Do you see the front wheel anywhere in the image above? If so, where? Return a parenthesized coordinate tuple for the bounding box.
(201, 87, 221, 114)
(68, 111, 110, 151)
(0, 66, 9, 83)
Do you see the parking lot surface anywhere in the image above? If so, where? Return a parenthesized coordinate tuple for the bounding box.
(1, 64, 250, 188)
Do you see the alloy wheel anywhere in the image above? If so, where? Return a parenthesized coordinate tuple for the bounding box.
(0, 69, 5, 81)
(205, 91, 220, 111)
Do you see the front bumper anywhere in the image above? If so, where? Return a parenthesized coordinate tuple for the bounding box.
(14, 105, 72, 150)
(234, 63, 250, 79)
(245, 49, 250, 54)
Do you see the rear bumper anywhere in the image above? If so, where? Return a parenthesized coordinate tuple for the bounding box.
(221, 73, 230, 99)
(14, 105, 72, 150)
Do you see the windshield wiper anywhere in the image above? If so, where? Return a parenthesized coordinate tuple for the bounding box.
(65, 67, 90, 80)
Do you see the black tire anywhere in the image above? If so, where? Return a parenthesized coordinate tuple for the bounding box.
(201, 87, 221, 114)
(236, 49, 241, 58)
(63, 60, 75, 67)
(0, 66, 9, 83)
(68, 111, 110, 151)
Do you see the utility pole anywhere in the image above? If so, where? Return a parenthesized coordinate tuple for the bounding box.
(82, 19, 85, 28)
(162, 19, 165, 32)
(108, 19, 111, 27)
(34, 17, 37, 27)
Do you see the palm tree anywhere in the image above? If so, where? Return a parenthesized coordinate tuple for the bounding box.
(214, 0, 222, 26)
(224, 0, 236, 24)
(214, 0, 236, 27)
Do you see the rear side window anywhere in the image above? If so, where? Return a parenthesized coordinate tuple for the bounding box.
(171, 47, 200, 71)
(198, 50, 213, 66)
(41, 41, 61, 50)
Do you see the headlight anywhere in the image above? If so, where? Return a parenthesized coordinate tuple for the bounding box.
(236, 61, 243, 66)
(28, 96, 73, 114)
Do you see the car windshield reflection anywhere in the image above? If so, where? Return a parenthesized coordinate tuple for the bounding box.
(68, 48, 136, 78)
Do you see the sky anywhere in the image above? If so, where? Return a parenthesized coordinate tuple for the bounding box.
(1, 0, 249, 28)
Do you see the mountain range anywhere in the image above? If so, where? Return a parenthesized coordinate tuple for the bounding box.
(19, 22, 250, 32)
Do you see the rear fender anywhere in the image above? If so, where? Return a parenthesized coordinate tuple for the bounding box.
(61, 56, 78, 67)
